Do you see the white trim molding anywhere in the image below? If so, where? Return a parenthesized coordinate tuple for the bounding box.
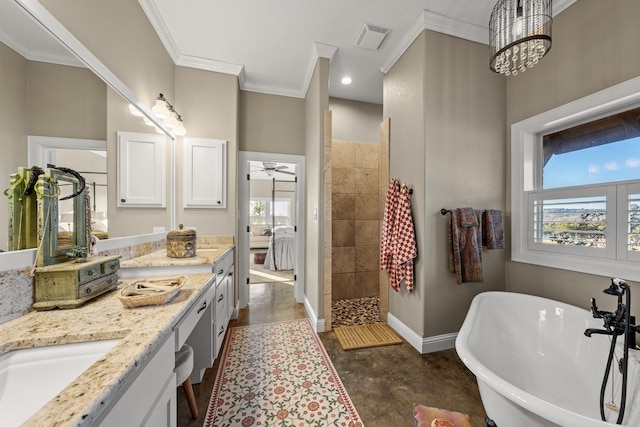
(511, 75, 640, 282)
(387, 313, 457, 354)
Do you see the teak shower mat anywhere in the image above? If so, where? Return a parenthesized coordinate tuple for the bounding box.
(334, 322, 402, 350)
(203, 318, 363, 427)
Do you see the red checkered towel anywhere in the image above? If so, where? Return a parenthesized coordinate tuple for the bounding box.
(381, 180, 417, 292)
(380, 179, 399, 273)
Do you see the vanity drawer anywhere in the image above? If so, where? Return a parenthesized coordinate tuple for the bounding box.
(77, 273, 118, 298)
(102, 259, 120, 275)
(213, 250, 233, 284)
(78, 264, 101, 283)
(174, 276, 216, 350)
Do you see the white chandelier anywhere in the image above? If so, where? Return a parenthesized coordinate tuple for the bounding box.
(489, 0, 552, 76)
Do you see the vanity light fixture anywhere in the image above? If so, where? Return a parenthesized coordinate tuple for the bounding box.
(489, 0, 552, 76)
(147, 93, 188, 136)
(341, 76, 352, 85)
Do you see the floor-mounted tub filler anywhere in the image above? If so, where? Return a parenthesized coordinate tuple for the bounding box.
(456, 289, 640, 427)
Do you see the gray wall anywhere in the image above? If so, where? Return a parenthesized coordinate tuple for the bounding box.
(506, 0, 640, 315)
(0, 43, 28, 251)
(42, 0, 176, 237)
(240, 91, 305, 155)
(304, 58, 330, 324)
(384, 30, 507, 338)
(0, 46, 107, 250)
(28, 62, 106, 140)
(329, 98, 382, 144)
(175, 66, 239, 235)
(384, 33, 427, 334)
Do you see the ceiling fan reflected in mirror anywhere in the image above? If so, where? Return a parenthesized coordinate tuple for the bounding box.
(253, 161, 295, 176)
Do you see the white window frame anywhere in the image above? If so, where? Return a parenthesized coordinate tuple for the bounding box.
(511, 75, 640, 282)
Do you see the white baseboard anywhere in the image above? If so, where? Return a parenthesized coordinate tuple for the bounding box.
(304, 297, 325, 332)
(387, 313, 457, 354)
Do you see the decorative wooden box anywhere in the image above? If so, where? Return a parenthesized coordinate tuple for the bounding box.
(33, 255, 121, 311)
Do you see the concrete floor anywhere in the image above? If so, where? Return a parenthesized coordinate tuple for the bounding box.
(177, 282, 487, 426)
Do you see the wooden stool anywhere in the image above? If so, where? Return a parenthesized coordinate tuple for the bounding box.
(175, 344, 198, 418)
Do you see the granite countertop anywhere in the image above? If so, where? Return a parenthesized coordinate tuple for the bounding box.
(119, 236, 234, 277)
(0, 243, 233, 427)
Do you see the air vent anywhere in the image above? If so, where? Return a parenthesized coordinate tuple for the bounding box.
(355, 24, 390, 50)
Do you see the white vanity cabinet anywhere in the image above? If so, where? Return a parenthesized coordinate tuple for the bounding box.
(186, 248, 235, 384)
(96, 335, 176, 427)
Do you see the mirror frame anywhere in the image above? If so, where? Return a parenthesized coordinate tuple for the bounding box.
(36, 168, 89, 266)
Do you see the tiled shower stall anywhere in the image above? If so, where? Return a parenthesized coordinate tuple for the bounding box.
(330, 131, 390, 327)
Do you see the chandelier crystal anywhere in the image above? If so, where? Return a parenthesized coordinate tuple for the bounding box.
(489, 0, 552, 76)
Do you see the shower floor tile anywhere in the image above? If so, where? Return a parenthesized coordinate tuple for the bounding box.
(332, 296, 382, 327)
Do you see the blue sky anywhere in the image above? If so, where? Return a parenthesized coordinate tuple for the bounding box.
(544, 138, 640, 188)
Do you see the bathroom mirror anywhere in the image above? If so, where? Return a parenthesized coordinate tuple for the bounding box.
(0, 0, 175, 251)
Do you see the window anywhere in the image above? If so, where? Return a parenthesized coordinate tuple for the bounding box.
(511, 76, 640, 281)
(249, 198, 291, 227)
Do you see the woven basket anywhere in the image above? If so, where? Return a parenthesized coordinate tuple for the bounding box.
(118, 276, 186, 308)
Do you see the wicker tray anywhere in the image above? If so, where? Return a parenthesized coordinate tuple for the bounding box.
(118, 276, 186, 308)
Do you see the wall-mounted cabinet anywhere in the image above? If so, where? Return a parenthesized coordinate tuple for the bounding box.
(117, 132, 166, 208)
(183, 138, 226, 208)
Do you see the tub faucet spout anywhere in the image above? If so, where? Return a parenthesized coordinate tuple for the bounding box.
(584, 328, 621, 337)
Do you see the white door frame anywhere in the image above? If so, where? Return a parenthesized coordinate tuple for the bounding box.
(238, 151, 305, 309)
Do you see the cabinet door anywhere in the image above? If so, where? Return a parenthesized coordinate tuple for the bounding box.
(183, 138, 226, 208)
(97, 336, 174, 426)
(142, 374, 177, 427)
(117, 131, 166, 207)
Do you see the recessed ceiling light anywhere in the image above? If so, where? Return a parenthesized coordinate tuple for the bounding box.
(341, 76, 352, 85)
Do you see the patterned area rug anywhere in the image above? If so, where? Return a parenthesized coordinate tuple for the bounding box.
(204, 319, 363, 427)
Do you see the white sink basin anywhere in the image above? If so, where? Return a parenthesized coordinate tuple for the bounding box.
(0, 339, 119, 427)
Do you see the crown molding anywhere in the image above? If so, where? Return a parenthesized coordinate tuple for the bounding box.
(175, 54, 245, 78)
(138, 0, 181, 63)
(379, 10, 426, 74)
(0, 25, 82, 67)
(424, 10, 489, 46)
(553, 0, 578, 16)
(381, 1, 577, 74)
(314, 41, 338, 63)
(381, 10, 489, 74)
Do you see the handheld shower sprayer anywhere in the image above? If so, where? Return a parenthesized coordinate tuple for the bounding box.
(603, 278, 626, 298)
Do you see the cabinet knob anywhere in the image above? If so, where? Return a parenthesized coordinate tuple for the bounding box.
(88, 271, 94, 276)
(217, 200, 221, 205)
(121, 198, 126, 203)
(86, 288, 92, 294)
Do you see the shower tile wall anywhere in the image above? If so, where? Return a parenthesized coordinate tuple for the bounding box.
(332, 140, 379, 300)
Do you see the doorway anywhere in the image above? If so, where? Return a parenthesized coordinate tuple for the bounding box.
(238, 151, 305, 309)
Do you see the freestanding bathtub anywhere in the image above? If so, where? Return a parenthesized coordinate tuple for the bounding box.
(456, 291, 640, 427)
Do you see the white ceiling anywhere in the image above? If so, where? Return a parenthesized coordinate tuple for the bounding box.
(141, 0, 576, 105)
(1, 0, 576, 105)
